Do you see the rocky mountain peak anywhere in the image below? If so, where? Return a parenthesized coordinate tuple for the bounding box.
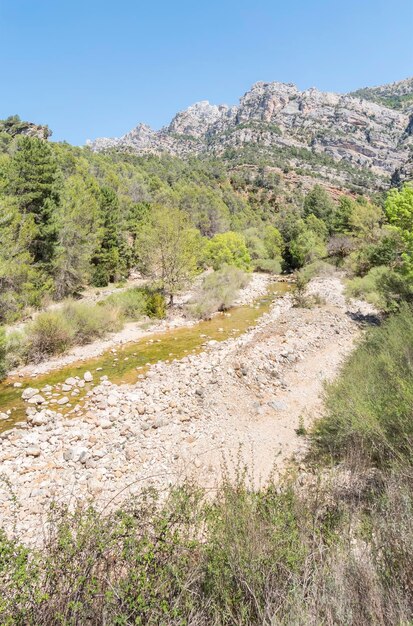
(168, 100, 231, 137)
(87, 77, 413, 191)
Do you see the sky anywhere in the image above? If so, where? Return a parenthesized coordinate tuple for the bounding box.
(1, 0, 412, 145)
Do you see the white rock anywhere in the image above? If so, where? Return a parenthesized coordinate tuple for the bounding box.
(83, 371, 93, 382)
(57, 397, 69, 405)
(22, 387, 40, 401)
(27, 394, 46, 405)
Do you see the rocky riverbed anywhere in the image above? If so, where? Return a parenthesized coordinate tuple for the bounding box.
(0, 274, 373, 544)
(10, 272, 271, 378)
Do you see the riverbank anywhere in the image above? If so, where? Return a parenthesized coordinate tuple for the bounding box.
(8, 272, 271, 379)
(0, 274, 373, 544)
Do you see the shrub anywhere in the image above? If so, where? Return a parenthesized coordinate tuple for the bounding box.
(1, 473, 411, 625)
(253, 258, 282, 274)
(25, 311, 75, 362)
(345, 266, 388, 309)
(4, 330, 27, 370)
(145, 291, 166, 318)
(62, 300, 122, 344)
(189, 266, 250, 319)
(312, 304, 413, 467)
(104, 287, 166, 319)
(104, 288, 148, 320)
(0, 327, 7, 380)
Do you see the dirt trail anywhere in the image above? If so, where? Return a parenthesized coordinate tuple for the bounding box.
(0, 274, 374, 543)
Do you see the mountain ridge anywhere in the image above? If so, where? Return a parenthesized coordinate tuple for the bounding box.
(87, 77, 413, 191)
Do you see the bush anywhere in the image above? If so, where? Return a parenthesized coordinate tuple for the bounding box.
(253, 258, 282, 274)
(189, 266, 250, 319)
(0, 327, 7, 380)
(1, 473, 412, 625)
(104, 287, 166, 320)
(145, 291, 166, 318)
(25, 311, 75, 362)
(104, 288, 148, 320)
(4, 330, 27, 370)
(312, 304, 413, 467)
(345, 266, 388, 309)
(62, 300, 122, 344)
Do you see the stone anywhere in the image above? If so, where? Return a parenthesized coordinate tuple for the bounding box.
(107, 394, 118, 407)
(13, 382, 22, 388)
(65, 377, 77, 386)
(0, 412, 9, 420)
(26, 447, 41, 457)
(31, 412, 50, 426)
(57, 396, 69, 405)
(61, 384, 72, 392)
(22, 387, 40, 401)
(27, 394, 46, 405)
(83, 371, 93, 382)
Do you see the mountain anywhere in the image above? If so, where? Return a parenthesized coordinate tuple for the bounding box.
(87, 79, 413, 192)
(350, 77, 413, 112)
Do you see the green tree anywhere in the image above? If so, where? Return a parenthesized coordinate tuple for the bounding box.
(304, 184, 335, 226)
(263, 225, 284, 259)
(0, 196, 48, 321)
(205, 231, 251, 271)
(92, 186, 128, 286)
(348, 199, 382, 241)
(289, 225, 327, 268)
(385, 184, 413, 277)
(137, 206, 202, 305)
(53, 174, 101, 299)
(6, 136, 59, 264)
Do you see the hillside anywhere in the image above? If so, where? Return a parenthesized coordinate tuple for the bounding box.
(88, 79, 413, 192)
(350, 76, 413, 112)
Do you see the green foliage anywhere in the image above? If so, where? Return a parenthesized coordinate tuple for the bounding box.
(137, 206, 203, 304)
(253, 258, 282, 274)
(92, 186, 128, 286)
(0, 327, 7, 380)
(205, 231, 251, 271)
(6, 136, 59, 264)
(345, 266, 389, 308)
(53, 172, 102, 299)
(105, 287, 166, 320)
(25, 311, 75, 362)
(304, 184, 335, 225)
(0, 195, 50, 322)
(190, 266, 250, 319)
(289, 225, 327, 269)
(313, 304, 413, 467)
(385, 184, 413, 277)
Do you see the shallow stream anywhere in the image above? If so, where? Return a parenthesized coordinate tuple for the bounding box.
(0, 282, 291, 432)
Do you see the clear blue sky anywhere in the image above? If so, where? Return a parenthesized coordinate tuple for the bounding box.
(1, 0, 412, 145)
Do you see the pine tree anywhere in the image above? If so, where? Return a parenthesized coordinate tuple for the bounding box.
(53, 174, 102, 299)
(7, 136, 59, 263)
(92, 186, 128, 286)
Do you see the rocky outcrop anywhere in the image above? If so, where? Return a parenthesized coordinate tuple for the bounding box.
(87, 79, 413, 188)
(0, 115, 51, 140)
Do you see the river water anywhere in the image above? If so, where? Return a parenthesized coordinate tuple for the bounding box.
(0, 282, 291, 432)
